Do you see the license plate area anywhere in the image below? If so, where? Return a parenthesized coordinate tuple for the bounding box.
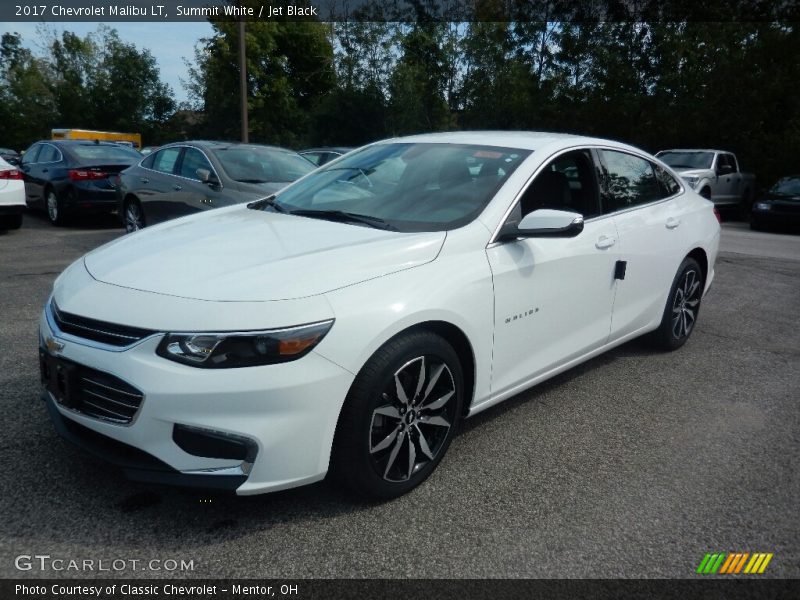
(40, 350, 78, 408)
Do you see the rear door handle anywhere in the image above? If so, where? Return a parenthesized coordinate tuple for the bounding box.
(666, 217, 681, 229)
(595, 235, 616, 249)
(139, 177, 149, 184)
(172, 184, 182, 191)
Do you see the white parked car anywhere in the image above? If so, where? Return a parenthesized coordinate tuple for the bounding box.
(0, 156, 25, 230)
(39, 132, 720, 498)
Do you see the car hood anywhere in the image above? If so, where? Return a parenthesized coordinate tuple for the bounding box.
(83, 206, 446, 301)
(673, 169, 712, 177)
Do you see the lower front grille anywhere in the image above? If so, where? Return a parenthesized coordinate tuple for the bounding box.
(41, 354, 144, 425)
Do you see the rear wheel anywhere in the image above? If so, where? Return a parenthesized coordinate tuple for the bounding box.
(330, 331, 463, 499)
(651, 257, 704, 351)
(124, 198, 145, 233)
(45, 188, 65, 226)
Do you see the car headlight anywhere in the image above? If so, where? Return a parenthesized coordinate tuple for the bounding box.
(754, 202, 771, 211)
(156, 320, 334, 368)
(682, 176, 699, 188)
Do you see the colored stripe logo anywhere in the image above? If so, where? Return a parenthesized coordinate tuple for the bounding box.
(696, 552, 773, 574)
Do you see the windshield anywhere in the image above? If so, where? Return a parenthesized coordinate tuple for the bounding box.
(213, 146, 314, 183)
(770, 176, 800, 196)
(657, 151, 714, 170)
(267, 143, 530, 232)
(69, 144, 141, 161)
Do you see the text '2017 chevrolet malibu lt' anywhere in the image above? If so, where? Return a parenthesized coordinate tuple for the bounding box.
(39, 132, 720, 498)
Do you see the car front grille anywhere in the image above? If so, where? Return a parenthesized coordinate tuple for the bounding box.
(51, 300, 156, 347)
(75, 367, 144, 423)
(41, 354, 145, 425)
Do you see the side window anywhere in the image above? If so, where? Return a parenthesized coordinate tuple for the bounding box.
(653, 163, 681, 197)
(151, 147, 181, 174)
(37, 144, 60, 163)
(302, 152, 322, 166)
(601, 150, 663, 212)
(518, 149, 601, 218)
(179, 148, 212, 180)
(717, 153, 735, 173)
(21, 144, 42, 165)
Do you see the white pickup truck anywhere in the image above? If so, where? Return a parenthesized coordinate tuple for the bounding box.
(656, 149, 756, 213)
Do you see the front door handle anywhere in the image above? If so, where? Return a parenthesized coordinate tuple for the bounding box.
(172, 184, 182, 191)
(666, 217, 681, 229)
(595, 235, 616, 250)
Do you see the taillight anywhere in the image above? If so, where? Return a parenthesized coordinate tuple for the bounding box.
(713, 207, 721, 223)
(69, 169, 107, 181)
(0, 168, 23, 180)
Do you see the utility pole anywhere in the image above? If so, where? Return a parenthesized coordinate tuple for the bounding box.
(238, 18, 249, 143)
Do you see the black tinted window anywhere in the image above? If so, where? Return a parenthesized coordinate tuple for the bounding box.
(654, 164, 681, 196)
(38, 145, 60, 163)
(179, 148, 212, 180)
(601, 150, 664, 212)
(152, 147, 181, 174)
(519, 149, 601, 218)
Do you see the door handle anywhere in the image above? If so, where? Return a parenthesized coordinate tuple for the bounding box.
(42, 168, 48, 173)
(173, 184, 182, 191)
(595, 235, 616, 249)
(139, 177, 149, 184)
(666, 217, 681, 229)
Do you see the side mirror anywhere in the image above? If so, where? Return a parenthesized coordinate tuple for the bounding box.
(197, 168, 220, 186)
(498, 208, 584, 241)
(6, 157, 19, 166)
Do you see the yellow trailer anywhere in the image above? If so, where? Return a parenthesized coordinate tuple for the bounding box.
(51, 129, 142, 150)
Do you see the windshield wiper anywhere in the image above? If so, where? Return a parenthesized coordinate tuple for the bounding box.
(246, 194, 285, 212)
(289, 209, 397, 231)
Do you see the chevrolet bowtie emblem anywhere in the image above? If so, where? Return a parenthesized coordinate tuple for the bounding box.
(45, 336, 65, 354)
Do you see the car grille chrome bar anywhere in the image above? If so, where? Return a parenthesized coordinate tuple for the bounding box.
(50, 300, 156, 348)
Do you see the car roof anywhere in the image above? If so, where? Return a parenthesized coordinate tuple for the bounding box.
(658, 149, 728, 154)
(377, 131, 640, 153)
(41, 139, 126, 147)
(166, 140, 298, 153)
(300, 147, 353, 154)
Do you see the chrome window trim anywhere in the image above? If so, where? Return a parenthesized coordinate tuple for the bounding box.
(488, 144, 686, 246)
(30, 143, 64, 165)
(138, 144, 224, 190)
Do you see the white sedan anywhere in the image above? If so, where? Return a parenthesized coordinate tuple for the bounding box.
(0, 156, 25, 230)
(39, 132, 720, 498)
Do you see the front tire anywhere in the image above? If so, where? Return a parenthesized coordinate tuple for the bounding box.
(330, 331, 464, 499)
(651, 257, 704, 351)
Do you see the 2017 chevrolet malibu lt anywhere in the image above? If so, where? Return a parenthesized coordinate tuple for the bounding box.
(39, 132, 720, 498)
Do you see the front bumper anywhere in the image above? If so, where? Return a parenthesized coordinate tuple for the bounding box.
(40, 306, 354, 495)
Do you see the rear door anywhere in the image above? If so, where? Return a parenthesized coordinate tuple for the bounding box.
(142, 146, 184, 224)
(598, 149, 687, 340)
(19, 144, 43, 205)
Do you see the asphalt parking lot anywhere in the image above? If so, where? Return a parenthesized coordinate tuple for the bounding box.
(0, 211, 797, 579)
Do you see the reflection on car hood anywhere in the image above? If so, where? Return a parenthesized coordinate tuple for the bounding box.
(83, 206, 445, 301)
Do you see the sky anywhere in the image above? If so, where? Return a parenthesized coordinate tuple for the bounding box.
(0, 21, 214, 103)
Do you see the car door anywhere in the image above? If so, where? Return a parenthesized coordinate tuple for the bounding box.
(714, 153, 739, 203)
(173, 147, 226, 216)
(142, 146, 184, 224)
(19, 144, 43, 205)
(597, 149, 687, 340)
(486, 148, 620, 395)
